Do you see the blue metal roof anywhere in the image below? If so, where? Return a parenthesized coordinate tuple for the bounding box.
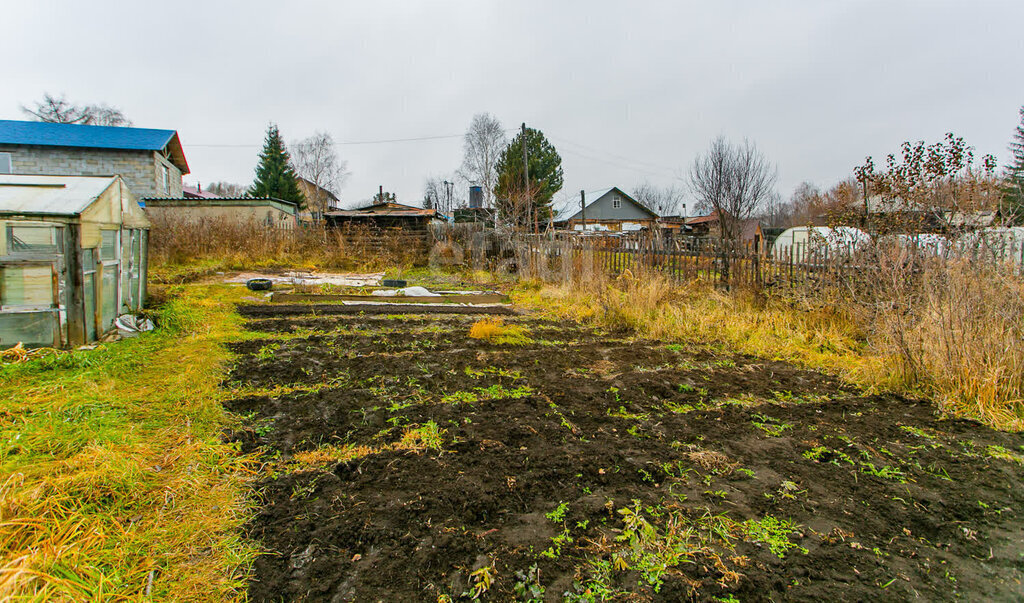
(0, 120, 189, 174)
(0, 119, 173, 151)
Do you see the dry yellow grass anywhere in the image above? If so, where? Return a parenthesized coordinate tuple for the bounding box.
(469, 318, 506, 340)
(147, 215, 428, 283)
(289, 422, 446, 471)
(514, 269, 867, 376)
(0, 284, 259, 600)
(513, 265, 1024, 431)
(468, 318, 533, 345)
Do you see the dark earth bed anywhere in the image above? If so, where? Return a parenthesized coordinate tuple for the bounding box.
(223, 305, 1024, 602)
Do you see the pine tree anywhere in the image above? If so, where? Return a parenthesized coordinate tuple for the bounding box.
(249, 124, 306, 207)
(1005, 106, 1024, 224)
(494, 127, 563, 227)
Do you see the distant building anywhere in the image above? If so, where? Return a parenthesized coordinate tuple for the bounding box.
(657, 215, 692, 234)
(182, 184, 223, 200)
(142, 196, 299, 229)
(0, 119, 189, 199)
(553, 187, 659, 232)
(0, 174, 150, 348)
(296, 177, 340, 223)
(685, 209, 764, 251)
(453, 207, 496, 226)
(325, 202, 446, 230)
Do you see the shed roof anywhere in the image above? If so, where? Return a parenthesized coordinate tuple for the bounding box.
(0, 119, 190, 174)
(0, 174, 119, 216)
(143, 196, 298, 215)
(326, 202, 438, 218)
(182, 185, 223, 199)
(684, 209, 729, 225)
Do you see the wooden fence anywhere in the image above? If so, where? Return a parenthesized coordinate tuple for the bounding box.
(508, 233, 1024, 288)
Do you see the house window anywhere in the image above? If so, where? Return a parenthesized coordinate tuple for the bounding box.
(612, 197, 622, 209)
(161, 164, 170, 193)
(0, 152, 12, 174)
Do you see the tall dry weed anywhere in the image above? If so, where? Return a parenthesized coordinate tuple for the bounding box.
(773, 243, 1024, 429)
(147, 215, 430, 280)
(869, 260, 1024, 427)
(514, 240, 1024, 429)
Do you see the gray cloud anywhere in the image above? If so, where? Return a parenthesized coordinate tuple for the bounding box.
(5, 0, 1023, 209)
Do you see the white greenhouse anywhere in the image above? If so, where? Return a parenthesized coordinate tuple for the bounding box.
(771, 226, 871, 261)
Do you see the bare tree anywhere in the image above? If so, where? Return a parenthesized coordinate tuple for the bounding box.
(292, 132, 349, 218)
(755, 191, 790, 228)
(423, 175, 458, 215)
(204, 181, 249, 197)
(689, 136, 777, 245)
(632, 181, 687, 216)
(21, 93, 132, 126)
(458, 113, 507, 208)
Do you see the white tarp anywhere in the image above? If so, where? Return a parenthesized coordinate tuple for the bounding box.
(115, 314, 154, 337)
(371, 286, 440, 297)
(225, 271, 384, 287)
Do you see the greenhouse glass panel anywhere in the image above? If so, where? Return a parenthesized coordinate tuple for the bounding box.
(101, 264, 118, 331)
(7, 226, 62, 254)
(82, 249, 97, 342)
(100, 230, 119, 261)
(1, 265, 53, 307)
(0, 311, 56, 348)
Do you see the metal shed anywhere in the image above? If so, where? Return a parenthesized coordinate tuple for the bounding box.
(0, 174, 150, 348)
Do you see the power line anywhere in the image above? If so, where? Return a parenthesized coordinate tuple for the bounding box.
(188, 128, 519, 148)
(548, 133, 681, 177)
(188, 133, 461, 148)
(556, 145, 678, 180)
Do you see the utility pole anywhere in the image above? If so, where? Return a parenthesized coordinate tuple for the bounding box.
(443, 180, 453, 215)
(580, 189, 586, 232)
(521, 122, 534, 233)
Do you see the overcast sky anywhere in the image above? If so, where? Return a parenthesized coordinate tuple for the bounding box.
(5, 1, 1023, 211)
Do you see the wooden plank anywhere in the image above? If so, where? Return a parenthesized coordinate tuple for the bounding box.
(239, 303, 515, 317)
(65, 224, 86, 347)
(270, 292, 508, 304)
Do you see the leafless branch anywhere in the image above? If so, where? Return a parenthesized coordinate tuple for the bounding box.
(21, 93, 132, 126)
(292, 132, 350, 217)
(458, 113, 507, 209)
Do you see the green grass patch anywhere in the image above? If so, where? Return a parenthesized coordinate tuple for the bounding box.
(0, 283, 258, 600)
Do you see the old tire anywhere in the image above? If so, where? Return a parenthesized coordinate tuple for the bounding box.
(246, 278, 273, 291)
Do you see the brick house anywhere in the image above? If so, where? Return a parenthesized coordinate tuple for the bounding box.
(0, 120, 189, 199)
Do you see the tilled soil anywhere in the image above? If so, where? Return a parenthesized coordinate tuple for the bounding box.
(224, 307, 1024, 602)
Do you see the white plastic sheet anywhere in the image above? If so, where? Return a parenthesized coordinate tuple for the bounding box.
(115, 314, 155, 337)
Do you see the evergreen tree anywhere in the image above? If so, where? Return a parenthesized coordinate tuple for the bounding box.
(1004, 106, 1024, 224)
(249, 124, 306, 207)
(493, 127, 563, 227)
(370, 190, 397, 204)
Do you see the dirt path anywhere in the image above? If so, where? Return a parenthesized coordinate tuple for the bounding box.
(224, 308, 1024, 602)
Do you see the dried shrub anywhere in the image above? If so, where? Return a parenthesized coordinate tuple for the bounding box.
(830, 252, 1024, 428)
(147, 214, 431, 281)
(468, 318, 532, 345)
(513, 239, 1024, 429)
